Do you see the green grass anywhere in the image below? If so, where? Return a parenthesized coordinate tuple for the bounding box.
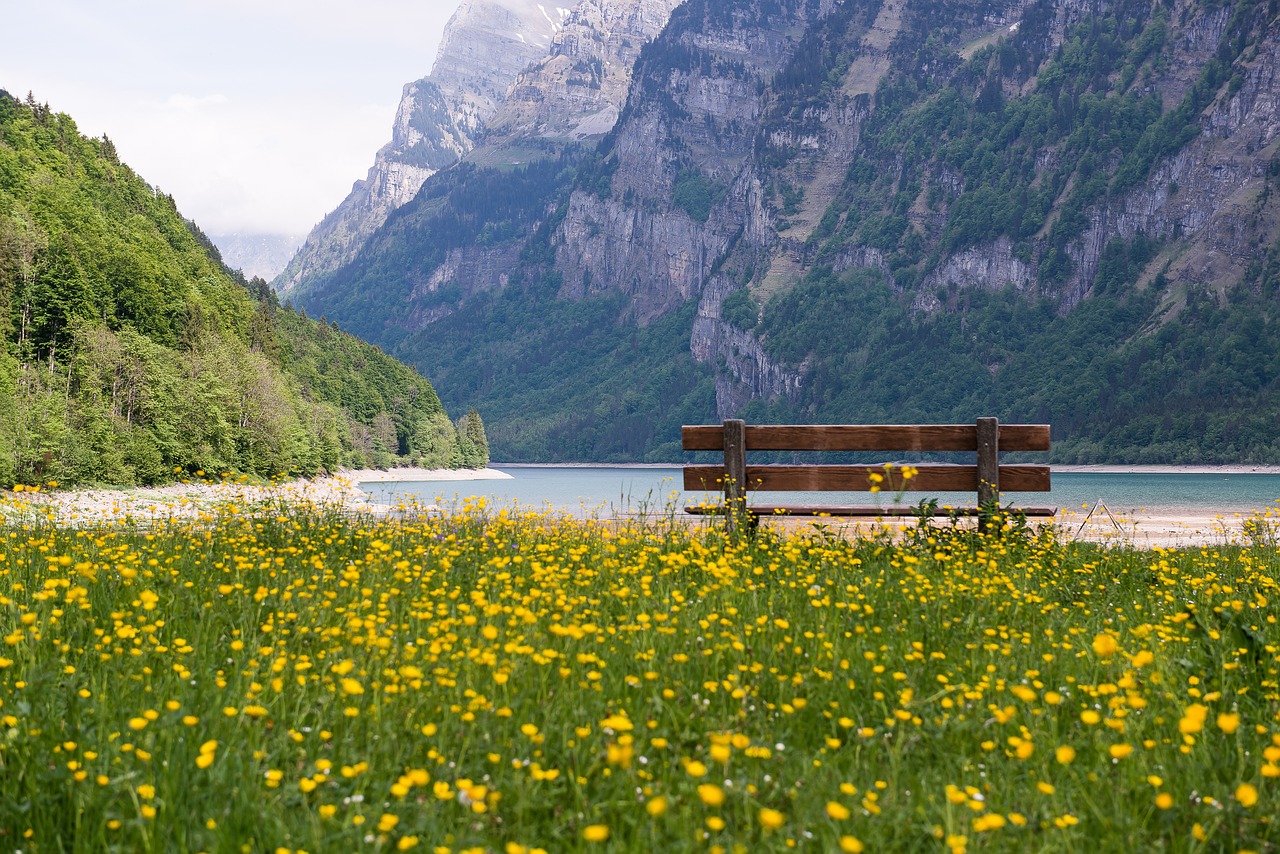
(0, 497, 1276, 852)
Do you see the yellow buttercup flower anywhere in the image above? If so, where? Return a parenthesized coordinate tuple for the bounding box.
(582, 825, 609, 842)
(697, 784, 725, 807)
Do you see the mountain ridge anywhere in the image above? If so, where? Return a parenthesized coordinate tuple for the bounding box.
(292, 0, 1280, 464)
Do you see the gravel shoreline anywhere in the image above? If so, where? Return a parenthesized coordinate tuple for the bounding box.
(5, 468, 510, 525)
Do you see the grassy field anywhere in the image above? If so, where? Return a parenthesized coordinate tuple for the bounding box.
(0, 498, 1276, 853)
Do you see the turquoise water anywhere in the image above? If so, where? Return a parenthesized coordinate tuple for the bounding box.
(357, 466, 1280, 516)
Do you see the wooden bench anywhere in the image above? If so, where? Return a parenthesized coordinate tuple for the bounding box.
(682, 418, 1054, 532)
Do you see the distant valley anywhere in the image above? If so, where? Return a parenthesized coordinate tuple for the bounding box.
(210, 232, 304, 281)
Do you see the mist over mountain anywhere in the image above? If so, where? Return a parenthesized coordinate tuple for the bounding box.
(210, 232, 303, 281)
(289, 0, 1280, 464)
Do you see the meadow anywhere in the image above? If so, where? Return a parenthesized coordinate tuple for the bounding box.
(0, 497, 1276, 853)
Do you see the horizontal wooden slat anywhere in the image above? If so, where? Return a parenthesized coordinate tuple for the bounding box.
(685, 504, 1058, 517)
(683, 464, 1051, 492)
(682, 424, 1050, 452)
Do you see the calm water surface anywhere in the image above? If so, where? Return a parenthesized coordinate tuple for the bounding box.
(358, 466, 1280, 516)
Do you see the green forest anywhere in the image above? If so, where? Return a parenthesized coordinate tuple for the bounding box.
(0, 92, 486, 487)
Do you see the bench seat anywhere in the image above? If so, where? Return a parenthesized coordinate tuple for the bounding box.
(684, 504, 1058, 518)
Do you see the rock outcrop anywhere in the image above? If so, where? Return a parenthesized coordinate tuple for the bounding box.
(486, 0, 684, 141)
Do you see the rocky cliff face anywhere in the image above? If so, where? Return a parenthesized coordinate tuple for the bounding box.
(1060, 6, 1280, 310)
(552, 0, 1280, 418)
(487, 0, 685, 141)
(274, 0, 574, 296)
(555, 0, 824, 325)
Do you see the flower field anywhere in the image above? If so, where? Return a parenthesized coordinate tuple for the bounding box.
(0, 500, 1277, 853)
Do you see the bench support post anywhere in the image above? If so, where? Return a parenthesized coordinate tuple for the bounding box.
(723, 419, 747, 534)
(976, 417, 999, 532)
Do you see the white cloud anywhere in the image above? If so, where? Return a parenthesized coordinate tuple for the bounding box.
(0, 0, 461, 235)
(164, 93, 230, 111)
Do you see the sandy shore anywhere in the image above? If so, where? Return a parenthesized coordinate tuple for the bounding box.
(1054, 464, 1280, 474)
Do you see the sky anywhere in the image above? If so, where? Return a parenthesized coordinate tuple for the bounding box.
(0, 0, 460, 236)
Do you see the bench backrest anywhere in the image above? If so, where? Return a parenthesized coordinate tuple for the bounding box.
(682, 419, 1051, 498)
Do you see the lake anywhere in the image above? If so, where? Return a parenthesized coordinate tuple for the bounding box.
(357, 466, 1280, 517)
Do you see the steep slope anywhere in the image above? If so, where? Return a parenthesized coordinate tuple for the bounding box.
(0, 92, 482, 487)
(274, 0, 572, 297)
(303, 0, 1280, 463)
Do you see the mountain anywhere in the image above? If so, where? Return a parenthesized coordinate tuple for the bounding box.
(275, 0, 682, 300)
(0, 91, 486, 487)
(273, 0, 571, 296)
(210, 231, 303, 280)
(293, 0, 1280, 464)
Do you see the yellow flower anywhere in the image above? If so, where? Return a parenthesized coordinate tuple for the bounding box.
(377, 813, 399, 833)
(827, 801, 851, 820)
(600, 714, 633, 731)
(646, 796, 668, 817)
(1180, 704, 1208, 734)
(1236, 783, 1258, 808)
(685, 760, 708, 778)
(1109, 744, 1133, 760)
(397, 837, 419, 851)
(758, 808, 785, 830)
(582, 824, 609, 842)
(839, 837, 865, 853)
(697, 784, 725, 807)
(1217, 713, 1240, 734)
(1055, 745, 1076, 764)
(1155, 793, 1173, 810)
(1091, 633, 1118, 656)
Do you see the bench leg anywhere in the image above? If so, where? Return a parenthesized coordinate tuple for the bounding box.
(976, 417, 999, 533)
(723, 419, 748, 535)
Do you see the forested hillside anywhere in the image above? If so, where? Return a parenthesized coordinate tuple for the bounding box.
(0, 92, 486, 487)
(292, 0, 1280, 464)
